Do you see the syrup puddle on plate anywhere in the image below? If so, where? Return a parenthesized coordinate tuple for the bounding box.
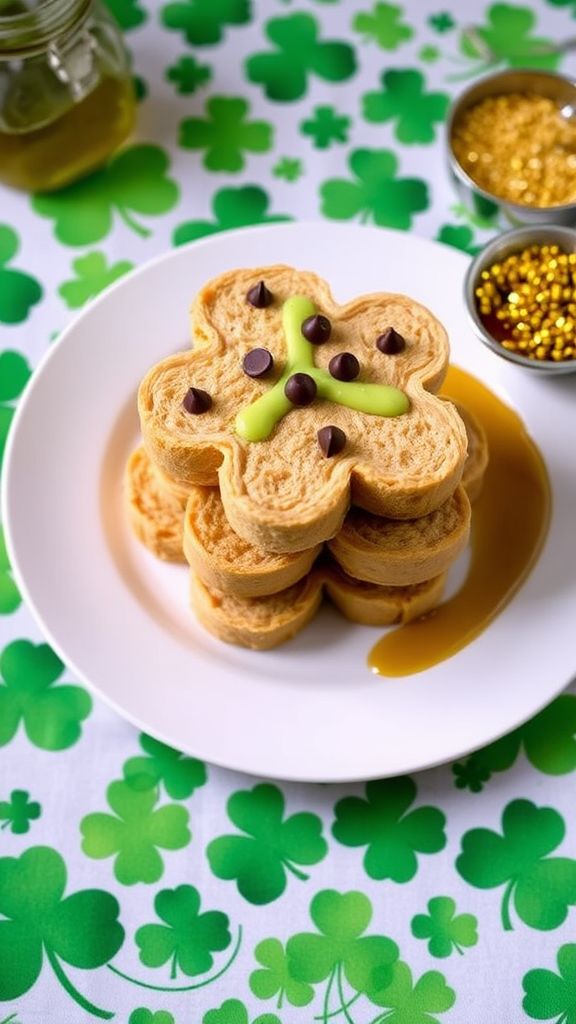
(368, 365, 551, 677)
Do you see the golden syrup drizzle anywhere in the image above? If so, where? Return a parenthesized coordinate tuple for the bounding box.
(368, 365, 551, 677)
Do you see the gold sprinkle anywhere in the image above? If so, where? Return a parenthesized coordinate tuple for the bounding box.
(452, 92, 576, 207)
(476, 242, 576, 362)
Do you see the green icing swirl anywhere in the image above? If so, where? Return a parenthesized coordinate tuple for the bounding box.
(235, 295, 409, 442)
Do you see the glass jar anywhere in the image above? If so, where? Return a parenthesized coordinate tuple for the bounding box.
(0, 0, 136, 191)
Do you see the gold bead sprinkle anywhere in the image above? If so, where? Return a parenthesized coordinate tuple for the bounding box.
(452, 92, 576, 208)
(475, 243, 576, 361)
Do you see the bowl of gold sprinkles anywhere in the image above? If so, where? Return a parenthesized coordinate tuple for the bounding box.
(464, 224, 576, 374)
(448, 68, 576, 225)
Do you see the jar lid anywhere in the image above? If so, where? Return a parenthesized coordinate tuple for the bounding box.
(0, 0, 91, 56)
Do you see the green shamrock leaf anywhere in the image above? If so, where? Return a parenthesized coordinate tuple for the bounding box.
(207, 784, 327, 904)
(459, 3, 560, 70)
(363, 69, 449, 144)
(300, 105, 350, 148)
(161, 0, 250, 46)
(133, 75, 148, 101)
(452, 758, 492, 792)
(173, 185, 292, 245)
(123, 733, 206, 799)
(545, 0, 576, 13)
(436, 225, 481, 256)
(166, 56, 212, 94)
(453, 695, 576, 792)
(0, 790, 41, 834)
(523, 943, 576, 1023)
(32, 144, 180, 246)
(287, 890, 399, 1000)
(0, 225, 43, 325)
(136, 885, 230, 977)
(419, 45, 440, 63)
(457, 799, 576, 930)
(0, 846, 123, 1017)
(80, 779, 191, 885)
(428, 11, 455, 32)
(332, 776, 446, 882)
(250, 937, 314, 1007)
(352, 2, 413, 50)
(0, 525, 21, 614)
(0, 639, 91, 750)
(411, 897, 478, 958)
(204, 999, 280, 1024)
(0, 349, 31, 472)
(103, 0, 147, 29)
(451, 196, 501, 229)
(365, 960, 456, 1022)
(58, 252, 134, 309)
(129, 1012, 175, 1024)
(246, 13, 356, 102)
(179, 97, 273, 172)
(273, 157, 303, 182)
(320, 148, 429, 230)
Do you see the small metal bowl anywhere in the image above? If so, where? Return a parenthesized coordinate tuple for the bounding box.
(447, 68, 576, 227)
(464, 224, 576, 375)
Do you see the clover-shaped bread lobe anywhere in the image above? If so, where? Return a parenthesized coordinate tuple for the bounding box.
(183, 484, 322, 597)
(328, 485, 470, 587)
(125, 448, 188, 562)
(139, 266, 467, 554)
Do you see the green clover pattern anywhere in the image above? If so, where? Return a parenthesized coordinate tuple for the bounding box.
(320, 148, 429, 230)
(245, 14, 357, 102)
(179, 97, 273, 172)
(0, 227, 43, 325)
(123, 732, 207, 798)
(332, 777, 447, 882)
(0, 350, 31, 473)
(362, 69, 450, 143)
(0, 790, 41, 834)
(4, 0, 576, 1018)
(457, 800, 576, 930)
(0, 640, 91, 750)
(207, 783, 327, 903)
(523, 943, 576, 1023)
(411, 897, 478, 958)
(135, 885, 231, 977)
(0, 526, 21, 615)
(80, 780, 191, 884)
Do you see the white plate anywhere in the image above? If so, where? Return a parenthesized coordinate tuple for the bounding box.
(3, 223, 576, 782)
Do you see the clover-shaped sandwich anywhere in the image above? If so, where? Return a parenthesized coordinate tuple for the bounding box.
(139, 266, 468, 554)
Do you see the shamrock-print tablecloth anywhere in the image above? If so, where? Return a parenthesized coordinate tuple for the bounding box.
(2, 1, 576, 1021)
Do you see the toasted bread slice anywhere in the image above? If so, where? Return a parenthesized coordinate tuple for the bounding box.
(189, 561, 447, 650)
(124, 448, 186, 562)
(139, 266, 468, 553)
(183, 484, 322, 598)
(328, 485, 470, 586)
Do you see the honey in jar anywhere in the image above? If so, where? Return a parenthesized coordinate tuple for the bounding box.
(0, 0, 136, 191)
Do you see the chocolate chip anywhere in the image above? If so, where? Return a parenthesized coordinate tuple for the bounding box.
(284, 372, 317, 406)
(318, 425, 346, 458)
(329, 352, 360, 381)
(243, 347, 274, 378)
(247, 281, 273, 308)
(377, 327, 406, 354)
(182, 387, 212, 414)
(302, 314, 331, 344)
